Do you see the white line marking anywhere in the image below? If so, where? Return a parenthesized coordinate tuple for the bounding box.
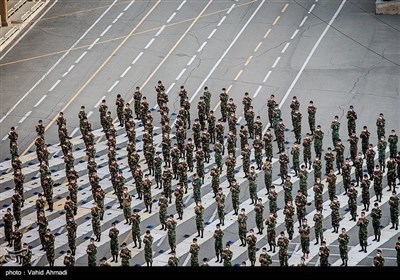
(217, 15, 226, 26)
(67, 65, 75, 72)
(208, 209, 217, 223)
(183, 253, 191, 266)
(87, 111, 93, 118)
(61, 71, 69, 78)
(113, 12, 124, 23)
(166, 82, 176, 94)
(107, 80, 119, 92)
(299, 16, 308, 27)
(290, 29, 299, 40)
(272, 56, 281, 68)
(237, 116, 243, 124)
(157, 235, 167, 246)
(18, 111, 32, 123)
(167, 12, 176, 23)
(100, 25, 112, 37)
(70, 127, 79, 137)
(188, 0, 265, 103)
(88, 38, 100, 50)
(197, 41, 207, 52)
(253, 85, 263, 98)
(0, 0, 118, 124)
(177, 0, 186, 11)
(184, 195, 191, 205)
(207, 28, 217, 39)
(145, 38, 155, 49)
(132, 52, 143, 64)
(124, 1, 135, 11)
(308, 3, 315, 13)
(263, 70, 272, 83)
(176, 68, 186, 80)
(187, 55, 197, 66)
(49, 80, 61, 92)
(227, 4, 235, 14)
(155, 25, 166, 37)
(94, 96, 106, 108)
(120, 66, 132, 78)
(75, 51, 87, 63)
(264, 0, 347, 135)
(2, 134, 9, 141)
(281, 42, 290, 53)
(34, 95, 47, 108)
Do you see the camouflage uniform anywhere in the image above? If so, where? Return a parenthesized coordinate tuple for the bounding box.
(357, 216, 369, 252)
(291, 145, 300, 176)
(120, 247, 131, 266)
(254, 202, 264, 233)
(143, 234, 153, 266)
(167, 218, 177, 252)
(324, 150, 334, 175)
(388, 133, 398, 158)
(284, 203, 294, 239)
(130, 212, 142, 248)
(238, 212, 247, 245)
(331, 119, 340, 147)
(329, 199, 340, 232)
(308, 104, 317, 134)
(262, 161, 272, 194)
(268, 189, 278, 217)
(347, 186, 358, 220)
(338, 232, 349, 265)
(313, 182, 324, 211)
(277, 235, 289, 266)
(313, 212, 324, 244)
(213, 228, 224, 260)
(174, 186, 184, 219)
(313, 158, 322, 183)
(231, 182, 240, 215)
(263, 131, 273, 161)
(346, 109, 357, 136)
(299, 224, 311, 255)
(189, 242, 200, 267)
(222, 248, 233, 267)
(265, 215, 276, 251)
(371, 206, 382, 240)
(246, 234, 257, 266)
(158, 196, 168, 229)
(389, 195, 399, 229)
(86, 242, 97, 266)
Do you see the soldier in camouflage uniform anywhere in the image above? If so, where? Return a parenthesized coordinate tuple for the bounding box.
(366, 144, 376, 178)
(387, 156, 397, 191)
(241, 143, 251, 177)
(357, 211, 369, 253)
(190, 238, 200, 267)
(360, 126, 370, 158)
(3, 208, 14, 247)
(347, 183, 358, 221)
(130, 209, 141, 248)
(313, 180, 324, 211)
(222, 243, 233, 267)
(185, 138, 194, 172)
(245, 107, 255, 139)
(307, 101, 317, 135)
(313, 209, 324, 245)
(330, 196, 340, 233)
(253, 135, 263, 170)
(265, 214, 276, 252)
(284, 201, 295, 240)
(115, 94, 125, 127)
(215, 188, 225, 226)
(299, 218, 310, 258)
(219, 88, 228, 122)
(278, 231, 289, 267)
(371, 202, 382, 242)
(143, 230, 153, 266)
(279, 152, 289, 185)
(210, 165, 220, 198)
(231, 179, 240, 215)
(213, 224, 224, 263)
(238, 208, 248, 247)
(378, 135, 387, 172)
(44, 229, 55, 266)
(86, 238, 97, 267)
(331, 116, 340, 147)
(247, 229, 257, 266)
(268, 185, 278, 217)
(227, 131, 236, 158)
(158, 192, 168, 231)
(252, 197, 264, 234)
(195, 148, 205, 184)
(275, 119, 286, 153)
(303, 133, 312, 169)
(258, 247, 272, 267)
(11, 190, 22, 226)
(174, 184, 184, 220)
(133, 86, 142, 119)
(120, 243, 131, 267)
(373, 249, 385, 267)
(338, 228, 349, 266)
(215, 119, 225, 155)
(37, 210, 48, 251)
(335, 139, 345, 174)
(239, 125, 248, 151)
(262, 159, 272, 194)
(313, 157, 322, 183)
(292, 109, 302, 144)
(389, 190, 399, 230)
(295, 190, 307, 227)
(192, 173, 202, 203)
(319, 241, 330, 267)
(298, 165, 308, 197)
(226, 153, 236, 187)
(359, 174, 371, 213)
(267, 94, 276, 125)
(373, 165, 383, 202)
(324, 147, 335, 175)
(91, 204, 101, 242)
(248, 166, 258, 204)
(263, 128, 273, 161)
(291, 143, 300, 177)
(283, 176, 293, 205)
(395, 237, 400, 267)
(162, 166, 173, 201)
(342, 159, 351, 195)
(353, 153, 363, 186)
(66, 216, 77, 255)
(195, 200, 204, 238)
(348, 132, 359, 161)
(376, 113, 385, 139)
(346, 105, 357, 136)
(168, 252, 179, 267)
(313, 125, 324, 158)
(290, 96, 300, 128)
(109, 222, 119, 262)
(63, 249, 75, 267)
(143, 175, 153, 213)
(167, 215, 177, 253)
(388, 129, 398, 158)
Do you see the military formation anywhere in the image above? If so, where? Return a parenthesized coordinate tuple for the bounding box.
(2, 82, 400, 267)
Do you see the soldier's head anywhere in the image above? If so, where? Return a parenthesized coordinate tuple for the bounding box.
(218, 187, 223, 193)
(297, 190, 303, 196)
(46, 228, 51, 233)
(23, 243, 28, 249)
(391, 129, 396, 135)
(160, 192, 165, 198)
(180, 85, 184, 91)
(369, 144, 373, 149)
(334, 115, 338, 120)
(6, 207, 11, 213)
(379, 113, 383, 118)
(59, 112, 64, 116)
(330, 169, 334, 175)
(292, 96, 297, 101)
(258, 198, 262, 203)
(270, 185, 275, 191)
(90, 238, 95, 243)
(377, 249, 382, 256)
(317, 125, 321, 130)
(286, 176, 291, 181)
(226, 243, 230, 249)
(66, 196, 70, 201)
(316, 209, 321, 215)
(67, 249, 72, 255)
(361, 211, 366, 217)
(302, 218, 307, 225)
(146, 230, 150, 235)
(333, 196, 338, 202)
(280, 231, 285, 236)
(241, 208, 245, 214)
(286, 200, 292, 206)
(309, 100, 313, 105)
(374, 202, 379, 208)
(196, 200, 202, 206)
(203, 258, 208, 264)
(216, 224, 221, 230)
(169, 214, 174, 220)
(143, 96, 147, 101)
(300, 164, 305, 170)
(244, 92, 249, 96)
(375, 165, 380, 171)
(117, 94, 121, 98)
(249, 229, 254, 235)
(262, 247, 267, 253)
(321, 241, 326, 247)
(121, 243, 127, 248)
(39, 210, 44, 217)
(306, 133, 310, 138)
(193, 238, 197, 243)
(112, 222, 116, 227)
(250, 166, 255, 171)
(349, 105, 354, 110)
(341, 228, 346, 234)
(393, 190, 397, 196)
(204, 86, 208, 91)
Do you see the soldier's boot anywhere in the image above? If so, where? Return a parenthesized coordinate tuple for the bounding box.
(101, 212, 104, 221)
(118, 203, 123, 210)
(366, 204, 369, 211)
(358, 246, 364, 252)
(201, 230, 204, 238)
(396, 223, 399, 230)
(314, 238, 319, 245)
(115, 255, 118, 263)
(344, 260, 348, 266)
(375, 195, 379, 202)
(337, 168, 341, 175)
(387, 186, 392, 192)
(379, 194, 382, 202)
(49, 203, 54, 212)
(138, 241, 142, 249)
(250, 198, 254, 205)
(112, 255, 116, 262)
(197, 230, 201, 237)
(364, 244, 367, 253)
(185, 187, 188, 194)
(260, 229, 263, 235)
(362, 203, 367, 211)
(145, 205, 149, 213)
(97, 235, 101, 242)
(216, 255, 219, 262)
(74, 209, 77, 215)
(377, 234, 381, 242)
(251, 260, 255, 267)
(268, 245, 272, 252)
(149, 204, 152, 214)
(372, 235, 377, 241)
(125, 218, 129, 224)
(133, 241, 137, 248)
(289, 233, 293, 240)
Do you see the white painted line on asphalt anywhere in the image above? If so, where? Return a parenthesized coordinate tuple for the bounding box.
(254, 42, 262, 52)
(272, 56, 281, 68)
(234, 69, 243, 80)
(177, 0, 186, 11)
(253, 85, 263, 98)
(108, 80, 120, 92)
(197, 41, 207, 53)
(2, 134, 9, 141)
(308, 3, 316, 13)
(183, 253, 191, 266)
(157, 235, 167, 246)
(88, 38, 100, 51)
(189, 0, 265, 103)
(187, 55, 197, 66)
(167, 12, 176, 23)
(166, 82, 176, 94)
(299, 16, 308, 27)
(155, 25, 166, 37)
(227, 4, 235, 14)
(207, 28, 217, 39)
(67, 65, 75, 72)
(176, 68, 187, 80)
(100, 25, 112, 37)
(262, 70, 272, 83)
(132, 52, 143, 64)
(244, 56, 252, 66)
(237, 116, 243, 124)
(61, 71, 69, 78)
(120, 66, 132, 78)
(145, 38, 155, 49)
(124, 1, 135, 11)
(0, 0, 118, 124)
(281, 42, 290, 53)
(273, 15, 280, 26)
(34, 95, 47, 108)
(184, 195, 191, 205)
(70, 127, 79, 137)
(113, 12, 124, 23)
(217, 16, 226, 26)
(94, 96, 106, 108)
(208, 208, 217, 223)
(263, 0, 347, 135)
(290, 29, 299, 40)
(19, 111, 32, 124)
(75, 51, 87, 64)
(281, 3, 289, 13)
(87, 111, 93, 118)
(48, 80, 61, 92)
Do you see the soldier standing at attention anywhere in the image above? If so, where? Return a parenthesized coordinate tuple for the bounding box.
(168, 252, 179, 267)
(130, 209, 141, 249)
(313, 180, 323, 211)
(388, 129, 398, 158)
(158, 192, 168, 231)
(376, 113, 385, 139)
(120, 242, 131, 267)
(373, 249, 385, 267)
(143, 230, 153, 267)
(284, 201, 295, 240)
(319, 241, 330, 267)
(109, 222, 120, 263)
(313, 157, 322, 183)
(361, 174, 371, 211)
(115, 94, 125, 127)
(12, 225, 23, 264)
(331, 116, 340, 147)
(291, 143, 300, 177)
(248, 166, 258, 204)
(167, 215, 177, 253)
(278, 231, 289, 267)
(395, 237, 400, 267)
(121, 187, 132, 223)
(195, 200, 204, 238)
(346, 105, 357, 136)
(255, 198, 265, 234)
(20, 243, 32, 267)
(87, 238, 97, 266)
(262, 159, 272, 194)
(133, 86, 142, 119)
(66, 216, 77, 255)
(373, 165, 383, 203)
(279, 152, 289, 185)
(238, 208, 248, 247)
(231, 179, 240, 216)
(268, 186, 278, 217)
(307, 100, 316, 135)
(360, 126, 370, 158)
(247, 229, 257, 266)
(389, 190, 399, 230)
(283, 176, 293, 206)
(338, 228, 349, 266)
(174, 184, 184, 220)
(213, 224, 224, 263)
(91, 204, 101, 242)
(330, 196, 340, 233)
(347, 183, 358, 221)
(44, 228, 55, 267)
(63, 250, 75, 267)
(298, 165, 309, 197)
(190, 238, 200, 267)
(220, 88, 229, 122)
(371, 202, 382, 242)
(378, 135, 387, 172)
(222, 243, 233, 267)
(295, 191, 307, 227)
(292, 109, 302, 144)
(313, 125, 324, 158)
(267, 94, 276, 125)
(265, 214, 276, 252)
(263, 128, 273, 161)
(299, 218, 310, 259)
(313, 209, 324, 245)
(335, 139, 345, 174)
(3, 208, 14, 247)
(215, 188, 225, 226)
(259, 247, 272, 267)
(357, 211, 369, 253)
